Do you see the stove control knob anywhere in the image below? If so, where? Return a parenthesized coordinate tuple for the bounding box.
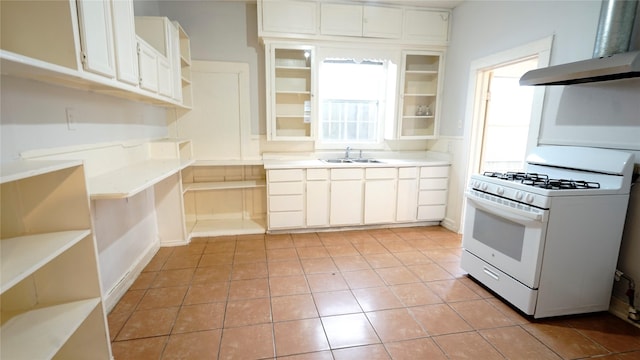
(515, 191, 524, 200)
(496, 187, 504, 195)
(481, 183, 488, 191)
(525, 193, 535, 203)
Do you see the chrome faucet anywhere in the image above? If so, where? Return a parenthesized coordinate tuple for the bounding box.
(345, 146, 351, 159)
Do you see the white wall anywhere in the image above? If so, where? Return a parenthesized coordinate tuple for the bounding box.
(442, 0, 640, 310)
(0, 76, 168, 162)
(0, 75, 169, 302)
(150, 1, 265, 136)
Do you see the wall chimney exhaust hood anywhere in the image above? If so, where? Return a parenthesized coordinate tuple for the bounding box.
(520, 0, 640, 86)
(519, 50, 640, 85)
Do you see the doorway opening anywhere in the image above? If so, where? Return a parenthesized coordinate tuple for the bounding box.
(464, 37, 552, 182)
(478, 58, 538, 173)
(458, 36, 552, 233)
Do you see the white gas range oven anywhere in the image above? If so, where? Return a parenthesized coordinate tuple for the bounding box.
(461, 145, 635, 318)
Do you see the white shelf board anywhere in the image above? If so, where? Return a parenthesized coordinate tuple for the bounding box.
(184, 180, 266, 192)
(404, 93, 437, 97)
(189, 219, 266, 238)
(275, 66, 310, 71)
(406, 70, 438, 74)
(1, 230, 92, 294)
(1, 298, 100, 360)
(88, 159, 194, 199)
(402, 115, 435, 119)
(0, 160, 83, 184)
(276, 114, 307, 118)
(1, 50, 188, 109)
(275, 90, 311, 95)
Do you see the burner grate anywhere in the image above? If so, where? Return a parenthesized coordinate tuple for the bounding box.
(482, 171, 549, 181)
(523, 179, 601, 190)
(483, 172, 601, 190)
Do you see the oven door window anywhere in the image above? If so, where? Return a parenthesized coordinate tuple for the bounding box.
(462, 195, 548, 288)
(473, 209, 525, 261)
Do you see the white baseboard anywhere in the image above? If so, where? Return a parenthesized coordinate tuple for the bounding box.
(103, 241, 160, 313)
(441, 217, 459, 233)
(160, 238, 190, 247)
(609, 295, 640, 329)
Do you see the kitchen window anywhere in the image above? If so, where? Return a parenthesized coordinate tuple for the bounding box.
(316, 50, 397, 148)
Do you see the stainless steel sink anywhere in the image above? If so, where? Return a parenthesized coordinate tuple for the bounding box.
(322, 158, 353, 163)
(351, 159, 382, 163)
(321, 158, 382, 164)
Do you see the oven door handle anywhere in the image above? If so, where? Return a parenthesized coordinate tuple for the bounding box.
(466, 191, 545, 223)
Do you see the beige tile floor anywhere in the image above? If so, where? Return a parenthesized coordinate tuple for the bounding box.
(108, 226, 640, 359)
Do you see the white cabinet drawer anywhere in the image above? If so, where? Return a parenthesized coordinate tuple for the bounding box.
(270, 195, 303, 212)
(270, 211, 304, 229)
(417, 205, 446, 220)
(419, 178, 448, 190)
(461, 251, 537, 315)
(420, 166, 449, 178)
(331, 168, 364, 180)
(269, 169, 304, 182)
(307, 168, 329, 180)
(269, 181, 303, 195)
(365, 168, 396, 180)
(418, 190, 447, 205)
(398, 167, 418, 179)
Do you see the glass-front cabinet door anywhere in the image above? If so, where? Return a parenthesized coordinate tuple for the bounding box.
(397, 51, 443, 139)
(266, 42, 314, 141)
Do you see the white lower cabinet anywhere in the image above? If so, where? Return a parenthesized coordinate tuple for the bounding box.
(396, 167, 419, 222)
(417, 166, 449, 220)
(306, 169, 330, 227)
(364, 168, 397, 224)
(329, 168, 364, 226)
(268, 169, 305, 229)
(266, 163, 449, 231)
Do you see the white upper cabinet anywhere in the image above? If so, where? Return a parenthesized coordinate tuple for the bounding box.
(258, 1, 449, 45)
(363, 6, 403, 39)
(320, 3, 363, 37)
(0, 0, 191, 107)
(110, 0, 139, 85)
(76, 0, 116, 77)
(260, 0, 318, 36)
(1, 0, 82, 70)
(265, 42, 315, 141)
(157, 55, 173, 97)
(403, 9, 450, 44)
(396, 51, 444, 139)
(135, 16, 183, 101)
(320, 3, 402, 39)
(137, 38, 159, 92)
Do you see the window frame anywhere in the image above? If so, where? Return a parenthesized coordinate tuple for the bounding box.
(313, 46, 399, 150)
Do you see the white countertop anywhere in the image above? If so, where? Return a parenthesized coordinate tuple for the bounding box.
(262, 151, 451, 169)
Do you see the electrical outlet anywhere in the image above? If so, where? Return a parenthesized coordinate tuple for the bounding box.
(447, 141, 454, 153)
(65, 107, 77, 131)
